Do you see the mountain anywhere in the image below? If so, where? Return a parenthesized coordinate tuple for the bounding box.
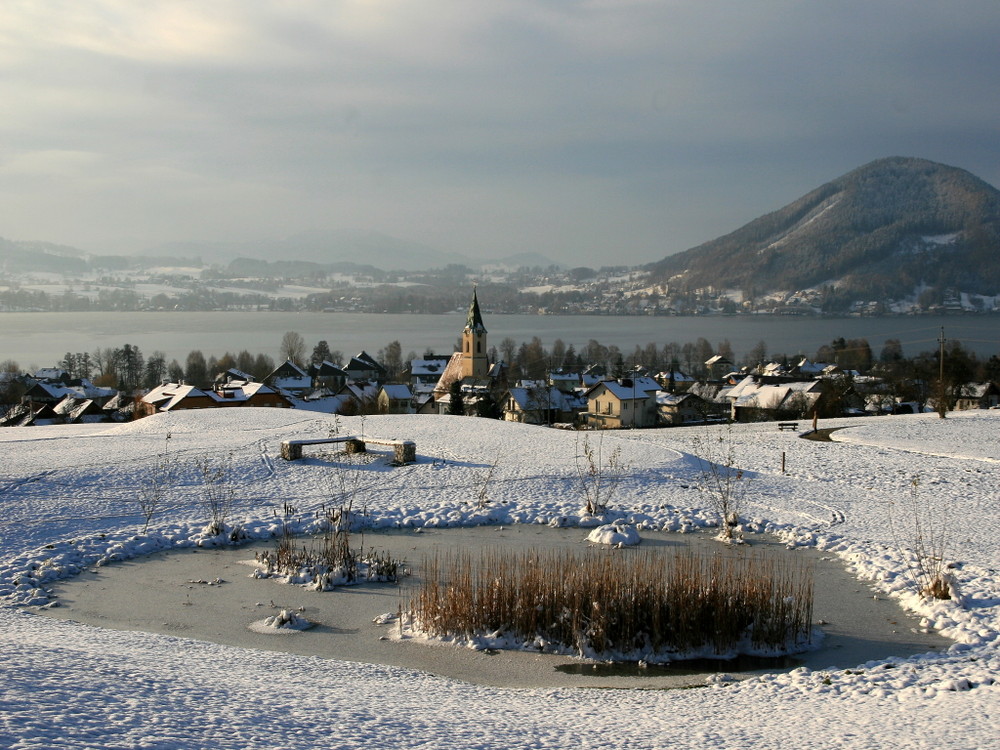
(648, 157, 1000, 309)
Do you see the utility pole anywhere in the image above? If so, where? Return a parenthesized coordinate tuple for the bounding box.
(937, 326, 947, 419)
(938, 327, 945, 382)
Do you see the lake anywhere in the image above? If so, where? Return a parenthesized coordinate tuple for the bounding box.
(1, 311, 997, 369)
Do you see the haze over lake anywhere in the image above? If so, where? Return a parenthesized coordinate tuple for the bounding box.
(2, 311, 997, 370)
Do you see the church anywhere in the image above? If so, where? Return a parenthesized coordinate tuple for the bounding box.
(432, 288, 506, 415)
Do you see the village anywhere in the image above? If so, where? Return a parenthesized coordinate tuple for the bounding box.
(2, 289, 999, 430)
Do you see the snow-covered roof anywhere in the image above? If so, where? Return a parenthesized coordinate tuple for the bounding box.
(586, 379, 657, 401)
(380, 384, 413, 400)
(410, 358, 449, 377)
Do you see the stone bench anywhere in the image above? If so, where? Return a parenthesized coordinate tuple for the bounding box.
(280, 436, 416, 465)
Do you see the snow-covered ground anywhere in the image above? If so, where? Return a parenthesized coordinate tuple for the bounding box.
(1, 410, 998, 749)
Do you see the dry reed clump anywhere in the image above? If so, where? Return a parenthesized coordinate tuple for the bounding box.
(255, 505, 403, 589)
(408, 549, 813, 660)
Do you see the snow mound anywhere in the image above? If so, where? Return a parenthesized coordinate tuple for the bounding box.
(249, 609, 313, 633)
(586, 522, 641, 546)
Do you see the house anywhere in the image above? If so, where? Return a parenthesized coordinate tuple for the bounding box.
(654, 368, 695, 392)
(726, 375, 826, 422)
(504, 383, 558, 425)
(705, 355, 734, 380)
(214, 367, 256, 386)
(583, 377, 659, 429)
(953, 382, 1000, 410)
(32, 368, 72, 384)
(102, 392, 136, 422)
(58, 397, 107, 424)
(343, 351, 386, 384)
(0, 401, 58, 427)
(504, 383, 586, 425)
(267, 360, 312, 397)
(408, 356, 451, 388)
(137, 380, 291, 418)
(548, 371, 580, 394)
(580, 365, 609, 390)
(656, 391, 716, 426)
(378, 384, 415, 414)
(22, 378, 116, 408)
(309, 361, 348, 391)
(330, 382, 381, 415)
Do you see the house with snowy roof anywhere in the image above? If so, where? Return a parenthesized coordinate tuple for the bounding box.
(22, 378, 117, 408)
(953, 382, 1000, 410)
(654, 367, 695, 392)
(548, 371, 580, 393)
(137, 380, 290, 418)
(725, 375, 831, 422)
(378, 384, 415, 414)
(32, 368, 71, 384)
(329, 382, 381, 415)
(0, 401, 57, 427)
(51, 395, 104, 424)
(309, 361, 348, 391)
(656, 391, 717, 426)
(266, 360, 312, 397)
(583, 377, 660, 429)
(343, 352, 386, 383)
(705, 354, 734, 380)
(409, 356, 451, 387)
(503, 381, 585, 425)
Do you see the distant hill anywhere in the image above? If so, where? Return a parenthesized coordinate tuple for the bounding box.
(141, 231, 559, 272)
(0, 237, 89, 274)
(648, 157, 1000, 309)
(141, 230, 470, 272)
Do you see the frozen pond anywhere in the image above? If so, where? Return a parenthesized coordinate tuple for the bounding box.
(41, 524, 952, 690)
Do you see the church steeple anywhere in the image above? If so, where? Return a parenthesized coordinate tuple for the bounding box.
(465, 287, 487, 333)
(462, 287, 489, 379)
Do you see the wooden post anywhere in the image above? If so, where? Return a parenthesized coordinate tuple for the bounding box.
(781, 451, 786, 474)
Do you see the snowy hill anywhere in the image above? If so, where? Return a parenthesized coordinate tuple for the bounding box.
(1, 410, 999, 748)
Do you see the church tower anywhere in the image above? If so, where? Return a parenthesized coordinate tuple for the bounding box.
(461, 287, 489, 379)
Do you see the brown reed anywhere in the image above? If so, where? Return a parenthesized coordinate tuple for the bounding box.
(408, 548, 813, 660)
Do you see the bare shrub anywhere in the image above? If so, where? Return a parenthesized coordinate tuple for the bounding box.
(888, 476, 955, 600)
(196, 454, 237, 537)
(474, 451, 502, 509)
(137, 430, 173, 533)
(408, 549, 813, 660)
(575, 432, 628, 515)
(692, 422, 750, 542)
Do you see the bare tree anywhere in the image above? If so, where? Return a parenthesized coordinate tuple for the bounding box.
(280, 331, 307, 366)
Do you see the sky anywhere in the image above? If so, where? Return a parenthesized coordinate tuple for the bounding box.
(2, 1, 1000, 268)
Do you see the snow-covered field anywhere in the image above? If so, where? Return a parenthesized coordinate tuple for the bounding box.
(1, 410, 998, 749)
